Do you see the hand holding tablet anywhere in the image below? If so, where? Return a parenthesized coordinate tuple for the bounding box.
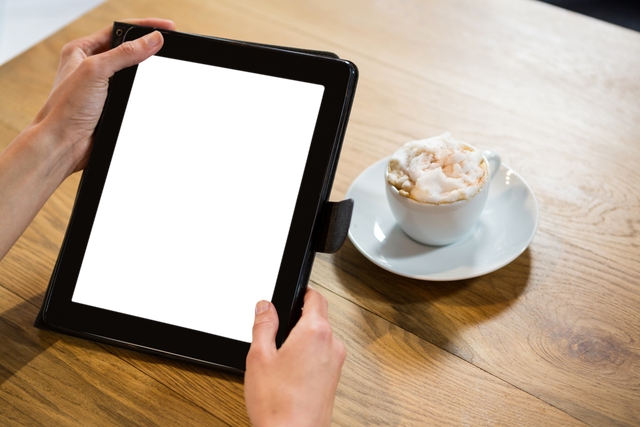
(246, 288, 345, 427)
(0, 19, 357, 426)
(34, 22, 358, 374)
(0, 19, 175, 261)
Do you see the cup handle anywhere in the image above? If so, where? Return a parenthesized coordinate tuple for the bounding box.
(483, 150, 501, 181)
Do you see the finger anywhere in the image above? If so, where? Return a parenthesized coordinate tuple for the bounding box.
(90, 31, 164, 79)
(76, 18, 176, 57)
(55, 19, 174, 88)
(250, 301, 280, 355)
(301, 287, 329, 320)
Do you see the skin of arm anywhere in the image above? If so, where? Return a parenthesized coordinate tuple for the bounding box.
(0, 22, 347, 425)
(0, 18, 176, 260)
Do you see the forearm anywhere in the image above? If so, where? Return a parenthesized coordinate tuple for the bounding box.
(0, 119, 76, 260)
(0, 21, 170, 263)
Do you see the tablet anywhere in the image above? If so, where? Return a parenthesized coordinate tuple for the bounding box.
(36, 24, 358, 374)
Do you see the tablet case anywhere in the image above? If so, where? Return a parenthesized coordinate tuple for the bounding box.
(34, 24, 354, 368)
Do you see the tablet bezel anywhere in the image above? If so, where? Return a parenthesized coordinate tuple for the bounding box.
(41, 26, 357, 373)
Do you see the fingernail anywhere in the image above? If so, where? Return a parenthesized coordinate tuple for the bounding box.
(146, 31, 162, 47)
(251, 298, 270, 320)
(308, 284, 315, 290)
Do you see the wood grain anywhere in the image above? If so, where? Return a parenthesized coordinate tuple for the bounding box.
(206, 1, 640, 424)
(0, 287, 228, 426)
(312, 236, 640, 426)
(1, 0, 639, 425)
(325, 287, 588, 426)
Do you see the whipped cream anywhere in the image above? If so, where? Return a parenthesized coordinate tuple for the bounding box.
(387, 133, 487, 204)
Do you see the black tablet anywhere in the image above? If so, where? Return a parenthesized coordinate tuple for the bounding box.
(36, 24, 358, 374)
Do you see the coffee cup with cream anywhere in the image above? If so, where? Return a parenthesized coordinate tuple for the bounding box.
(385, 132, 500, 246)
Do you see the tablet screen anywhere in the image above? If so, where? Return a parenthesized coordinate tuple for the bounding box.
(71, 55, 325, 343)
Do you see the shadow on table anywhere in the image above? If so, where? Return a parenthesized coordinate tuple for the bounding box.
(314, 240, 531, 425)
(0, 293, 59, 386)
(0, 292, 243, 397)
(47, 329, 248, 422)
(328, 239, 531, 358)
(28, 334, 249, 425)
(62, 331, 244, 385)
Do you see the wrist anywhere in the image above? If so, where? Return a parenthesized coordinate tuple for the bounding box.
(26, 115, 87, 180)
(0, 121, 77, 260)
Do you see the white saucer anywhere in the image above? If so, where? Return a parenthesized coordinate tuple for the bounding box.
(345, 158, 539, 281)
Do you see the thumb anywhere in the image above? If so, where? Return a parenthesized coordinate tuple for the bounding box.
(250, 301, 279, 355)
(94, 31, 164, 79)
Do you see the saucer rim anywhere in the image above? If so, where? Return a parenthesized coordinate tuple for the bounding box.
(345, 157, 539, 281)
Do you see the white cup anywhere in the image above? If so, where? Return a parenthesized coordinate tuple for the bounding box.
(385, 148, 501, 246)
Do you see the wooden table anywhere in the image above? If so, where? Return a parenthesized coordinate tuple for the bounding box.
(1, 0, 639, 425)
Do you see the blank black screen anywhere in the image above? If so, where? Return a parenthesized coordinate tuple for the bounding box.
(76, 59, 320, 338)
